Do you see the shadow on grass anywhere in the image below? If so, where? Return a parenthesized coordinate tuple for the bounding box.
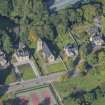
(63, 84, 105, 105)
(0, 65, 13, 84)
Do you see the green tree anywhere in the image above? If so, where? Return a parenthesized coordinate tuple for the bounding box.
(0, 0, 12, 16)
(2, 34, 13, 54)
(19, 32, 28, 45)
(86, 53, 98, 65)
(82, 4, 96, 22)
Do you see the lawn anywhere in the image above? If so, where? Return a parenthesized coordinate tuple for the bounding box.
(0, 67, 16, 84)
(18, 64, 36, 80)
(46, 62, 66, 74)
(54, 72, 105, 105)
(0, 92, 14, 101)
(5, 72, 16, 84)
(92, 97, 105, 105)
(100, 16, 105, 34)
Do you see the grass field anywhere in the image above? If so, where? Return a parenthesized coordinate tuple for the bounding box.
(0, 92, 14, 101)
(5, 72, 16, 84)
(18, 64, 36, 80)
(0, 68, 16, 84)
(54, 72, 105, 105)
(46, 62, 66, 74)
(92, 97, 105, 105)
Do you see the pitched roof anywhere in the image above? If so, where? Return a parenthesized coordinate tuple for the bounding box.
(92, 35, 103, 42)
(16, 49, 29, 57)
(88, 26, 99, 36)
(43, 42, 54, 58)
(64, 44, 78, 55)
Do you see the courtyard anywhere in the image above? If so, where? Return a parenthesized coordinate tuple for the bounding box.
(17, 63, 36, 80)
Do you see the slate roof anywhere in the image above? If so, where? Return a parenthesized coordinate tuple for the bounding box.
(16, 49, 29, 57)
(0, 50, 7, 64)
(41, 38, 58, 58)
(64, 44, 78, 55)
(92, 35, 103, 42)
(43, 42, 53, 58)
(88, 26, 99, 36)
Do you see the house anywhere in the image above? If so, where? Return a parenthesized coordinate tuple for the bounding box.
(14, 43, 29, 62)
(90, 35, 104, 46)
(88, 26, 99, 36)
(94, 16, 101, 28)
(0, 50, 7, 66)
(15, 49, 29, 62)
(37, 38, 56, 63)
(64, 44, 78, 57)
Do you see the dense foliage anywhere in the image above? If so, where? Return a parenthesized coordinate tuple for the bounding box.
(0, 0, 105, 105)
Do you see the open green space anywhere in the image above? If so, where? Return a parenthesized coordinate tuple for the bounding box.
(54, 72, 105, 105)
(35, 53, 66, 75)
(46, 62, 66, 74)
(18, 64, 36, 80)
(0, 67, 16, 84)
(92, 97, 105, 105)
(5, 72, 16, 84)
(0, 92, 14, 101)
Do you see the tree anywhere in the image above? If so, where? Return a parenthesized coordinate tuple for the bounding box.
(19, 32, 28, 45)
(86, 53, 98, 65)
(82, 4, 96, 22)
(0, 0, 13, 16)
(2, 34, 13, 54)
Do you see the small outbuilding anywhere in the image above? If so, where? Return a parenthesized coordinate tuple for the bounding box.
(90, 35, 104, 46)
(0, 50, 7, 66)
(64, 44, 78, 57)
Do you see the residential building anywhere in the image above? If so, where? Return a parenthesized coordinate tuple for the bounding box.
(94, 16, 101, 28)
(88, 26, 99, 36)
(14, 43, 29, 62)
(37, 38, 56, 63)
(0, 50, 7, 66)
(64, 44, 78, 57)
(15, 49, 29, 62)
(90, 35, 104, 46)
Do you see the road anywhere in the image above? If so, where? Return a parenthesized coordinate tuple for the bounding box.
(6, 71, 66, 93)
